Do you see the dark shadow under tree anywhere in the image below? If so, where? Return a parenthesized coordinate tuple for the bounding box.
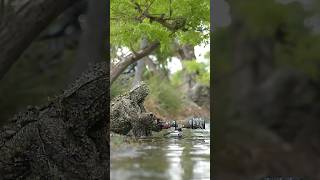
(0, 0, 110, 179)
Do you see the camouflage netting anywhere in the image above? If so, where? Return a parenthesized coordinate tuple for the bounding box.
(110, 82, 162, 137)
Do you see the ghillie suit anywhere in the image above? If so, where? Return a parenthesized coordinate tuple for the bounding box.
(0, 62, 109, 179)
(110, 82, 162, 137)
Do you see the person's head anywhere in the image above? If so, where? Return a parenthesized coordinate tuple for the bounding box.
(129, 81, 149, 102)
(150, 115, 163, 132)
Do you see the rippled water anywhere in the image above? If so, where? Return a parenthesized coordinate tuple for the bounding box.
(110, 123, 210, 180)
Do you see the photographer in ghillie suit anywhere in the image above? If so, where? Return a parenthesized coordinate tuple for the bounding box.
(110, 81, 163, 137)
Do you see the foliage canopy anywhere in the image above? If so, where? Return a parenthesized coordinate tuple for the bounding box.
(110, 0, 210, 53)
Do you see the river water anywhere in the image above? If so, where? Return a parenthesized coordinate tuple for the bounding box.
(110, 123, 210, 180)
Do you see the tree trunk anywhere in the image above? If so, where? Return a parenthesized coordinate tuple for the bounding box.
(133, 60, 145, 85)
(69, 0, 107, 81)
(133, 37, 148, 86)
(178, 44, 197, 94)
(0, 0, 78, 80)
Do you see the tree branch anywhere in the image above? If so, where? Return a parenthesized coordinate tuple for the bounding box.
(0, 0, 78, 81)
(110, 41, 160, 84)
(132, 1, 187, 31)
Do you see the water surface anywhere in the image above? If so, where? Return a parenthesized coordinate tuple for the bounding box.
(110, 123, 210, 180)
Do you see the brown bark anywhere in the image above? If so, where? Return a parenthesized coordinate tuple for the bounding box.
(132, 2, 187, 31)
(0, 0, 78, 80)
(110, 41, 160, 84)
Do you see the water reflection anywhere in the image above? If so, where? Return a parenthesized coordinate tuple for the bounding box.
(110, 123, 210, 180)
(167, 141, 184, 180)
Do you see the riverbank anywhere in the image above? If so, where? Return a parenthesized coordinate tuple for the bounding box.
(144, 96, 210, 124)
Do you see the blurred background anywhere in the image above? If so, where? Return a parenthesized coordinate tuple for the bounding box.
(213, 0, 320, 179)
(0, 0, 106, 125)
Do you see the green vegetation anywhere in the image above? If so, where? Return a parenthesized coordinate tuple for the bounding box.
(171, 60, 210, 87)
(111, 75, 133, 99)
(110, 0, 210, 119)
(111, 0, 210, 52)
(147, 75, 182, 114)
(183, 60, 210, 86)
(216, 0, 320, 80)
(109, 1, 210, 179)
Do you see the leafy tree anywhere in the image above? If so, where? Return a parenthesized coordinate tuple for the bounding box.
(147, 75, 183, 114)
(172, 58, 210, 86)
(111, 0, 209, 48)
(110, 0, 210, 83)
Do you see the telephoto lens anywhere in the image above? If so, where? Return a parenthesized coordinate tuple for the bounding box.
(181, 117, 205, 129)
